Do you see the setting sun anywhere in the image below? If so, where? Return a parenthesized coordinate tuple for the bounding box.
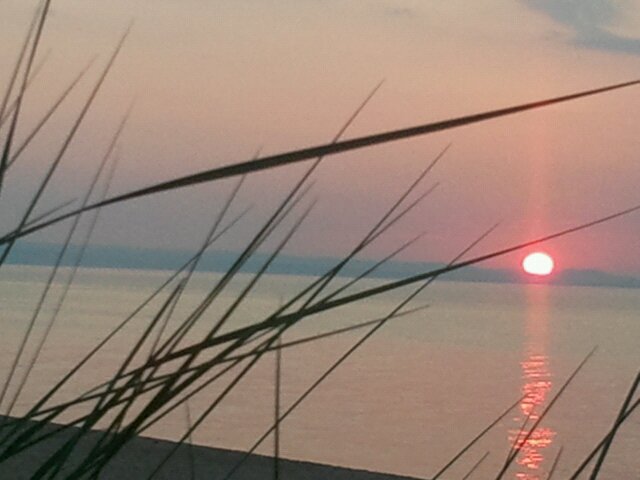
(522, 252, 555, 276)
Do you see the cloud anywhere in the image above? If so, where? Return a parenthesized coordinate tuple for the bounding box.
(523, 0, 640, 55)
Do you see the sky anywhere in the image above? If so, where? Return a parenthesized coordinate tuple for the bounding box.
(1, 0, 640, 274)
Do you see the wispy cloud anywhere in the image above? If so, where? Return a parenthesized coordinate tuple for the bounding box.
(523, 0, 640, 55)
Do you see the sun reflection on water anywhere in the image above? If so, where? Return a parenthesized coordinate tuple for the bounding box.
(509, 286, 556, 480)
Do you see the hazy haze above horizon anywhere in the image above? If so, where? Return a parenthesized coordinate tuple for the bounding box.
(2, 0, 640, 274)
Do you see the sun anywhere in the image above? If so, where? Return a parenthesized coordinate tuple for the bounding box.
(522, 252, 554, 276)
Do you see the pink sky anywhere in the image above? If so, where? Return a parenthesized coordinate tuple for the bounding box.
(2, 0, 640, 273)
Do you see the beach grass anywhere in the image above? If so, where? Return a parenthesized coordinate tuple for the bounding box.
(1, 2, 639, 479)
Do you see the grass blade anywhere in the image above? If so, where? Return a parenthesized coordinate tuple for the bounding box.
(99, 201, 640, 375)
(0, 207, 251, 437)
(6, 78, 640, 244)
(0, 0, 52, 195)
(0, 23, 130, 267)
(24, 198, 77, 228)
(546, 446, 564, 480)
(569, 397, 640, 479)
(221, 225, 497, 480)
(494, 347, 598, 480)
(4, 150, 121, 418)
(461, 451, 490, 480)
(588, 370, 640, 479)
(430, 395, 523, 480)
(5, 58, 95, 171)
(273, 336, 282, 480)
(0, 0, 43, 125)
(0, 48, 51, 128)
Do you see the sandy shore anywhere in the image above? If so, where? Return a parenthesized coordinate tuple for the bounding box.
(0, 416, 421, 479)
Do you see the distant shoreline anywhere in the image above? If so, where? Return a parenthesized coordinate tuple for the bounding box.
(6, 242, 640, 289)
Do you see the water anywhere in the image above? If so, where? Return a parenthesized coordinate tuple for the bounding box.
(0, 265, 638, 479)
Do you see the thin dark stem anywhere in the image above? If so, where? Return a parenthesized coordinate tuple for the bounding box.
(0, 208, 250, 441)
(48, 205, 314, 479)
(0, 207, 250, 449)
(546, 446, 563, 480)
(588, 370, 640, 479)
(130, 204, 640, 373)
(461, 451, 490, 480)
(4, 150, 121, 417)
(0, 111, 127, 414)
(0, 48, 51, 128)
(569, 397, 640, 479)
(6, 78, 640, 244)
(0, 0, 51, 195)
(221, 225, 497, 480)
(111, 83, 381, 447)
(184, 402, 196, 480)
(0, 23, 130, 268)
(502, 408, 534, 470)
(24, 198, 76, 228)
(0, 104, 130, 417)
(15, 305, 427, 425)
(494, 347, 598, 480)
(5, 58, 95, 171)
(148, 174, 247, 358)
(273, 337, 282, 480)
(430, 395, 523, 480)
(0, 0, 42, 126)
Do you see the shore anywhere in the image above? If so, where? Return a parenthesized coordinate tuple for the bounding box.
(0, 416, 422, 479)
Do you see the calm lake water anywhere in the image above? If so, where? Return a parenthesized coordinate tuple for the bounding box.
(1, 265, 639, 479)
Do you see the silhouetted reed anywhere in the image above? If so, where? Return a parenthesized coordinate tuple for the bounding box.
(1, 3, 639, 479)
